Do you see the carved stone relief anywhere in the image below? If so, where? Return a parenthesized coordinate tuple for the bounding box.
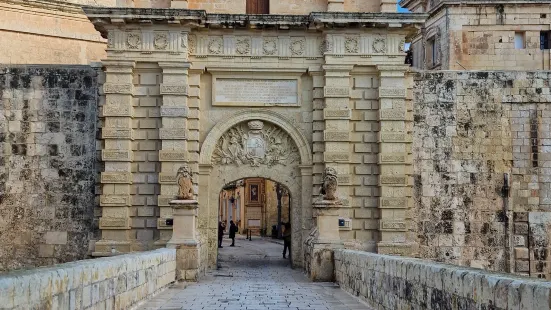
(208, 37, 223, 54)
(127, 33, 141, 49)
(263, 38, 278, 55)
(290, 38, 305, 56)
(189, 35, 196, 53)
(345, 36, 359, 54)
(373, 37, 387, 53)
(212, 120, 300, 167)
(236, 37, 251, 55)
(154, 33, 168, 50)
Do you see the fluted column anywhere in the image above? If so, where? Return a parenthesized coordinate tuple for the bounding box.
(95, 60, 135, 255)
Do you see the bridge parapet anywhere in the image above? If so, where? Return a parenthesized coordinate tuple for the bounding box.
(335, 249, 551, 310)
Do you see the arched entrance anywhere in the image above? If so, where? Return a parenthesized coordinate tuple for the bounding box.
(198, 110, 313, 270)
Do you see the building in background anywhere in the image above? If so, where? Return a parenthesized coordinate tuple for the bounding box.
(401, 0, 551, 70)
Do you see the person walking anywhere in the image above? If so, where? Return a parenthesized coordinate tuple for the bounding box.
(282, 222, 291, 259)
(229, 220, 238, 247)
(218, 221, 225, 248)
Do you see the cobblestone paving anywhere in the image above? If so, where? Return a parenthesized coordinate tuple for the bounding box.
(139, 236, 371, 310)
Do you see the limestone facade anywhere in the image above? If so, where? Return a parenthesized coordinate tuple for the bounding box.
(401, 0, 551, 70)
(85, 7, 425, 270)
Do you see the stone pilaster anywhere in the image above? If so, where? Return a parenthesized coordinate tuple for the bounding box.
(95, 60, 135, 255)
(157, 61, 192, 246)
(376, 65, 415, 256)
(167, 199, 200, 281)
(309, 67, 325, 199)
(323, 65, 353, 204)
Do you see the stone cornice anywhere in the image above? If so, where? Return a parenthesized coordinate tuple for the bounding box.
(401, 0, 551, 15)
(83, 7, 427, 38)
(0, 0, 86, 14)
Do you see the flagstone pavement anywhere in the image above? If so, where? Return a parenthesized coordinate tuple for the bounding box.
(138, 235, 371, 310)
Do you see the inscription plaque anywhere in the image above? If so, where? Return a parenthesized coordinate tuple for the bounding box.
(214, 78, 298, 106)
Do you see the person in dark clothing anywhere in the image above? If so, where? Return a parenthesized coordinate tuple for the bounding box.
(218, 221, 225, 248)
(282, 222, 291, 259)
(229, 220, 238, 247)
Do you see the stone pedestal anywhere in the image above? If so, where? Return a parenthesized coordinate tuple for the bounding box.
(167, 199, 200, 281)
(310, 199, 343, 282)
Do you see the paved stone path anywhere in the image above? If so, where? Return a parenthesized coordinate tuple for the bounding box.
(139, 236, 371, 310)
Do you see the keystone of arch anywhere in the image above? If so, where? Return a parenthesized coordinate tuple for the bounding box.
(199, 109, 313, 166)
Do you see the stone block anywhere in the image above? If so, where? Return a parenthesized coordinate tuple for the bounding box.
(44, 231, 68, 245)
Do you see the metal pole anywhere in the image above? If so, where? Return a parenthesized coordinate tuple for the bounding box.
(276, 183, 282, 239)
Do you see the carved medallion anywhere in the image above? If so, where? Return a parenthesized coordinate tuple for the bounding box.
(208, 37, 223, 54)
(320, 39, 333, 55)
(189, 35, 196, 53)
(236, 37, 251, 55)
(290, 38, 305, 56)
(212, 120, 300, 167)
(263, 38, 278, 55)
(154, 33, 169, 50)
(127, 33, 141, 49)
(345, 37, 359, 54)
(373, 37, 387, 53)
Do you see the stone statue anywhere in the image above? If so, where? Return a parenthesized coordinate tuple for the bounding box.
(176, 164, 194, 200)
(320, 167, 338, 200)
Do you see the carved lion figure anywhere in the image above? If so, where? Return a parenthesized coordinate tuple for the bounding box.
(176, 164, 194, 200)
(320, 167, 338, 200)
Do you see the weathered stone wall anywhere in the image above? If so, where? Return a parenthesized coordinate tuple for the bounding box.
(335, 249, 551, 310)
(413, 70, 551, 279)
(0, 65, 99, 271)
(0, 248, 175, 309)
(409, 2, 551, 70)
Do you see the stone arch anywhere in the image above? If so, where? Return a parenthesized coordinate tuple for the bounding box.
(199, 109, 313, 166)
(197, 109, 313, 270)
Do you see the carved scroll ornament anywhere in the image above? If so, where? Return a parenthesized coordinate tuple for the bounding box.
(212, 120, 300, 167)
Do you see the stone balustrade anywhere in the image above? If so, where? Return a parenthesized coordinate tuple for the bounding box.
(335, 249, 551, 310)
(0, 249, 176, 309)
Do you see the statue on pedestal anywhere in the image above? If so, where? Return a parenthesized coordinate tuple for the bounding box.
(320, 167, 338, 201)
(176, 164, 194, 200)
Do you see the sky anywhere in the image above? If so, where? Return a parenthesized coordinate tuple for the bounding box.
(397, 0, 410, 13)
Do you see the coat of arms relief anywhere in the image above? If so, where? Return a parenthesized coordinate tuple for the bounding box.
(213, 120, 300, 167)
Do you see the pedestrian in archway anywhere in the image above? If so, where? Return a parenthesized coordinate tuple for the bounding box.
(282, 222, 291, 259)
(218, 221, 225, 248)
(229, 220, 238, 247)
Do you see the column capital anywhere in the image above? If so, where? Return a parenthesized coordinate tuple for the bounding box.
(198, 164, 213, 175)
(299, 165, 313, 176)
(101, 59, 136, 68)
(158, 61, 192, 69)
(376, 64, 411, 72)
(322, 64, 354, 72)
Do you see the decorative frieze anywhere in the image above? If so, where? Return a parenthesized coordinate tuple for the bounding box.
(101, 172, 133, 184)
(103, 83, 133, 95)
(101, 150, 133, 162)
(324, 152, 350, 162)
(380, 109, 406, 120)
(100, 195, 131, 206)
(159, 150, 188, 161)
(324, 109, 351, 119)
(324, 87, 350, 97)
(380, 197, 407, 209)
(102, 128, 132, 140)
(102, 103, 132, 117)
(380, 175, 407, 186)
(379, 88, 406, 98)
(379, 133, 409, 143)
(380, 220, 406, 231)
(379, 153, 406, 163)
(324, 131, 350, 141)
(160, 84, 188, 95)
(160, 106, 188, 117)
(159, 173, 177, 184)
(99, 218, 130, 229)
(159, 128, 187, 140)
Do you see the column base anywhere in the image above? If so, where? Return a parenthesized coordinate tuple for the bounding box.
(167, 199, 201, 281)
(377, 241, 418, 256)
(310, 241, 344, 282)
(169, 242, 201, 281)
